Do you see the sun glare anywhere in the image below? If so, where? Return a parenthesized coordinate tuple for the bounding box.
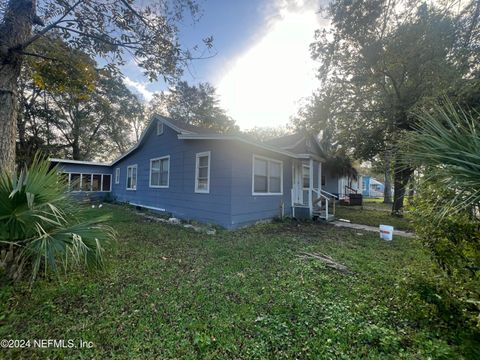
(216, 7, 324, 130)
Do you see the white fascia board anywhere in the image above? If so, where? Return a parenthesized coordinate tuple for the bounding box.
(49, 158, 110, 166)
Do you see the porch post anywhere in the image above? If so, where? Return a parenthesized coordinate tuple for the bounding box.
(318, 162, 322, 194)
(309, 158, 313, 217)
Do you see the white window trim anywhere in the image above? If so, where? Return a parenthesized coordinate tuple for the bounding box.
(149, 155, 170, 188)
(63, 172, 112, 193)
(252, 154, 283, 196)
(126, 164, 138, 190)
(157, 121, 164, 135)
(115, 167, 120, 184)
(195, 151, 211, 193)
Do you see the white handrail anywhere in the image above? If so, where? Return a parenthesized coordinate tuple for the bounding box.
(320, 189, 338, 199)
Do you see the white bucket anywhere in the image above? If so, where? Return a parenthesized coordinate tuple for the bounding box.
(379, 225, 394, 241)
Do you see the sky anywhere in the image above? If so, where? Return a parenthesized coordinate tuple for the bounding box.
(122, 0, 329, 130)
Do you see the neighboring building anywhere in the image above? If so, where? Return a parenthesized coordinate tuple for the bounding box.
(360, 176, 385, 198)
(51, 115, 351, 229)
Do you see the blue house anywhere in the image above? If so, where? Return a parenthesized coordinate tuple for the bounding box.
(50, 115, 345, 229)
(360, 176, 385, 198)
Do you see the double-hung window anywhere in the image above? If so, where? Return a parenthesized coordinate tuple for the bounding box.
(150, 156, 170, 188)
(252, 155, 282, 195)
(115, 168, 120, 184)
(195, 151, 210, 193)
(126, 165, 137, 190)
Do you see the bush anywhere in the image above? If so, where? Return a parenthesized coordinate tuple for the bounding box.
(0, 155, 115, 282)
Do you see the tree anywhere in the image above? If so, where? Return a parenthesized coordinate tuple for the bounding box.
(0, 0, 211, 173)
(294, 0, 477, 213)
(16, 37, 144, 162)
(243, 126, 292, 142)
(148, 81, 238, 133)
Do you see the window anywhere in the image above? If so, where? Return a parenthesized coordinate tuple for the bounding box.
(252, 155, 283, 195)
(150, 156, 169, 188)
(115, 168, 120, 184)
(302, 165, 310, 188)
(81, 174, 92, 191)
(102, 175, 111, 191)
(321, 175, 326, 186)
(92, 174, 102, 191)
(157, 121, 164, 135)
(64, 173, 111, 192)
(195, 151, 210, 193)
(126, 165, 137, 190)
(70, 173, 81, 191)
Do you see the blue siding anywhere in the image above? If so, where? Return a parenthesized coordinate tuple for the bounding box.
(111, 125, 232, 227)
(229, 142, 293, 228)
(323, 169, 340, 196)
(52, 123, 332, 228)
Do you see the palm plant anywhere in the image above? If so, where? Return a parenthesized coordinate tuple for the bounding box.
(0, 155, 115, 282)
(404, 101, 480, 216)
(402, 102, 480, 328)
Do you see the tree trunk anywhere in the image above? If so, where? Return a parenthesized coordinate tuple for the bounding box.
(0, 0, 36, 175)
(392, 158, 413, 215)
(383, 150, 392, 204)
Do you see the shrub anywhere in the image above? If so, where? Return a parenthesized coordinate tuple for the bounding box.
(0, 155, 115, 282)
(403, 102, 480, 330)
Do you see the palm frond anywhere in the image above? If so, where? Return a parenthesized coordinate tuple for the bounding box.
(403, 101, 480, 215)
(0, 154, 115, 282)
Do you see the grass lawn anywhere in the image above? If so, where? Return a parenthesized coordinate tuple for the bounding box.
(335, 205, 414, 232)
(0, 204, 476, 359)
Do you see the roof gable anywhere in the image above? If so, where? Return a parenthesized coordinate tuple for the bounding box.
(111, 114, 220, 165)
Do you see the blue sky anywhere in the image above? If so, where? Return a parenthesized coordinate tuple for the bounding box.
(123, 0, 328, 129)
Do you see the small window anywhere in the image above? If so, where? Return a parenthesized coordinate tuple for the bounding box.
(150, 156, 169, 188)
(195, 151, 210, 193)
(252, 155, 283, 195)
(115, 168, 120, 184)
(126, 165, 137, 190)
(102, 174, 111, 191)
(321, 175, 326, 186)
(157, 121, 164, 135)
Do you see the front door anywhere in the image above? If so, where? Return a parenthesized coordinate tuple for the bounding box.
(292, 161, 303, 204)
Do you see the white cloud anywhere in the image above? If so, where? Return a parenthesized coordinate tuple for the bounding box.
(123, 76, 155, 101)
(216, 2, 327, 130)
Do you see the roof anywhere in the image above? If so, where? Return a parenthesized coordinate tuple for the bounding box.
(50, 115, 323, 167)
(49, 158, 110, 166)
(177, 134, 311, 159)
(264, 132, 324, 160)
(159, 116, 222, 135)
(264, 133, 305, 149)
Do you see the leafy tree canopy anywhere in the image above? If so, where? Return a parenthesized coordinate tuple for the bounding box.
(148, 81, 238, 133)
(292, 0, 479, 212)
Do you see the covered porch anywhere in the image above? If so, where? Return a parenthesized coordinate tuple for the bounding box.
(290, 156, 337, 221)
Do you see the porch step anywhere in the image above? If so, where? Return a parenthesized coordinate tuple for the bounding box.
(312, 209, 335, 222)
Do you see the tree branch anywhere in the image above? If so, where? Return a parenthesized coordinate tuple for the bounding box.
(19, 0, 83, 50)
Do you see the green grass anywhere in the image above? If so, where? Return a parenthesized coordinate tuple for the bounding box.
(335, 205, 414, 232)
(0, 204, 477, 359)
